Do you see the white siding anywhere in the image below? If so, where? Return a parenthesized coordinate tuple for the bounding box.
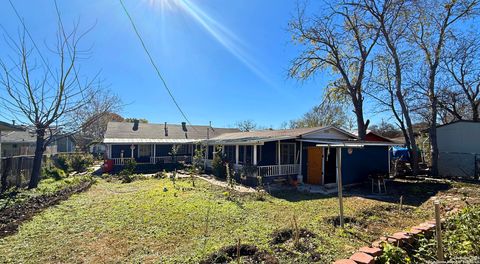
(437, 122, 480, 177)
(302, 128, 353, 140)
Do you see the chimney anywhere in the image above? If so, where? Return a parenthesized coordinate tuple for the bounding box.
(181, 122, 187, 132)
(12, 120, 15, 126)
(164, 122, 168, 136)
(132, 119, 139, 131)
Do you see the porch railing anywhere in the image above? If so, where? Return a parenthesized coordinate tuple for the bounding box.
(233, 164, 300, 177)
(150, 156, 192, 164)
(257, 164, 300, 177)
(112, 158, 135, 165)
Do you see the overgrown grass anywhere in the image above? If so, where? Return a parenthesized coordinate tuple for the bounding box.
(0, 175, 94, 210)
(0, 178, 477, 263)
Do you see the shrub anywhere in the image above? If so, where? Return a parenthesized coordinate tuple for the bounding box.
(212, 148, 227, 178)
(42, 167, 67, 181)
(413, 205, 480, 261)
(377, 243, 411, 264)
(70, 153, 95, 172)
(55, 154, 71, 172)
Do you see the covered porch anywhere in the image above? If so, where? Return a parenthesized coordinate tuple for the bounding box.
(208, 139, 304, 180)
(106, 143, 195, 165)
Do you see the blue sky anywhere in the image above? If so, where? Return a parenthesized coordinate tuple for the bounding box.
(0, 0, 380, 129)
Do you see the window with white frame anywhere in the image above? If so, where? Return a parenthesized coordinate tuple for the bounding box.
(280, 143, 295, 164)
(138, 145, 152, 157)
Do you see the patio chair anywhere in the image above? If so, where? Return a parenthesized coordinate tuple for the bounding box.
(369, 173, 387, 194)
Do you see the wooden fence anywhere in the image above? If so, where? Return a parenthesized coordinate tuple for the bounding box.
(0, 155, 48, 191)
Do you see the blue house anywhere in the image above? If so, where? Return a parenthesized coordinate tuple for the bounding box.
(104, 121, 398, 187)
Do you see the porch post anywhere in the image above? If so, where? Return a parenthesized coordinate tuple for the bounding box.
(298, 141, 303, 183)
(253, 145, 257, 165)
(235, 145, 239, 165)
(153, 144, 156, 164)
(277, 140, 281, 174)
(243, 146, 246, 163)
(336, 147, 344, 228)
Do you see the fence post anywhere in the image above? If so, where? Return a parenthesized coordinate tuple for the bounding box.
(435, 200, 444, 261)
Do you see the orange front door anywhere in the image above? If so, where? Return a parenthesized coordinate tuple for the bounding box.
(307, 147, 323, 184)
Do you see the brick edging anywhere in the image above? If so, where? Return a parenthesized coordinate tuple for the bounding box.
(333, 207, 460, 264)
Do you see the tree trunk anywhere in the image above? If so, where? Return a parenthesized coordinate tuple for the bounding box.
(353, 94, 367, 140)
(28, 130, 46, 189)
(472, 101, 479, 122)
(429, 89, 439, 176)
(396, 90, 420, 175)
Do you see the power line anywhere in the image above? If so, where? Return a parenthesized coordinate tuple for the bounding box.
(118, 0, 197, 131)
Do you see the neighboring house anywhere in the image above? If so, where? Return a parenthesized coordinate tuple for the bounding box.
(103, 121, 239, 164)
(104, 121, 397, 186)
(1, 121, 24, 176)
(53, 134, 77, 153)
(89, 142, 107, 156)
(437, 120, 480, 178)
(0, 130, 58, 157)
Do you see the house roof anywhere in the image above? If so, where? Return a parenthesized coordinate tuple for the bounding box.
(436, 120, 480, 129)
(103, 122, 240, 144)
(1, 129, 73, 144)
(1, 130, 36, 144)
(208, 126, 357, 144)
(0, 121, 23, 132)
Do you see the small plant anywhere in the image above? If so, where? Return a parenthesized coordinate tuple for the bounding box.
(377, 243, 411, 264)
(193, 143, 205, 173)
(225, 163, 235, 189)
(292, 215, 300, 248)
(154, 169, 168, 179)
(169, 144, 180, 163)
(170, 169, 177, 187)
(212, 146, 227, 178)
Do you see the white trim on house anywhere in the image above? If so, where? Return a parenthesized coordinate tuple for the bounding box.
(104, 138, 199, 144)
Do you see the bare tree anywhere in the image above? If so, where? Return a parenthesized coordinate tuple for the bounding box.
(289, 99, 348, 128)
(0, 9, 108, 188)
(289, 1, 380, 139)
(235, 120, 257, 132)
(356, 0, 422, 174)
(441, 34, 480, 121)
(408, 0, 479, 176)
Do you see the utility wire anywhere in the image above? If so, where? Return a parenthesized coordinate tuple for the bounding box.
(119, 0, 198, 132)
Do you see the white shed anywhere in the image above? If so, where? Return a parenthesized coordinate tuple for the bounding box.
(437, 121, 480, 178)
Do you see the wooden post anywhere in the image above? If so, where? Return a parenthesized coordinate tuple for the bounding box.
(399, 195, 403, 211)
(237, 238, 241, 264)
(235, 145, 239, 165)
(298, 141, 303, 183)
(435, 200, 444, 261)
(277, 140, 281, 174)
(336, 147, 344, 228)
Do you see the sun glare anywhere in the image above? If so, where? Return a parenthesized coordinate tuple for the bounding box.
(144, 0, 273, 86)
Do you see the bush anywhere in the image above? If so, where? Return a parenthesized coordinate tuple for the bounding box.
(55, 154, 71, 172)
(42, 167, 67, 181)
(212, 148, 227, 178)
(413, 205, 480, 262)
(70, 153, 95, 172)
(54, 153, 94, 173)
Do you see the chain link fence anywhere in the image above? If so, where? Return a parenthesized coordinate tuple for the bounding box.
(438, 152, 480, 179)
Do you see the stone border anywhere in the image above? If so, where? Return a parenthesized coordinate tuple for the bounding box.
(333, 207, 460, 264)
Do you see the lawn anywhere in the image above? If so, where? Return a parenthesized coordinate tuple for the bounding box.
(0, 177, 477, 263)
